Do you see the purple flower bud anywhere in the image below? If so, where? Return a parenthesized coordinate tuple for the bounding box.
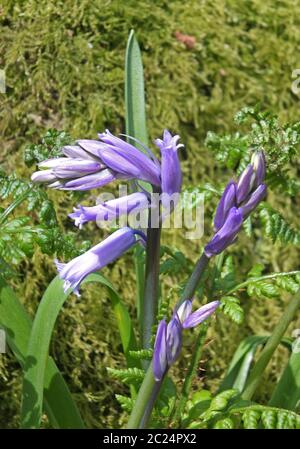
(69, 192, 150, 228)
(62, 145, 98, 160)
(153, 319, 168, 382)
(205, 207, 243, 257)
(155, 130, 183, 206)
(57, 169, 118, 191)
(55, 227, 145, 295)
(182, 300, 220, 328)
(236, 165, 256, 204)
(214, 181, 237, 231)
(152, 299, 220, 381)
(166, 317, 182, 366)
(76, 139, 107, 158)
(239, 184, 267, 218)
(84, 130, 162, 186)
(31, 170, 57, 183)
(38, 158, 103, 179)
(251, 151, 266, 186)
(176, 299, 192, 323)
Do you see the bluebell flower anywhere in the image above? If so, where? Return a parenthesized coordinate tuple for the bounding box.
(155, 130, 183, 207)
(69, 192, 150, 229)
(31, 130, 184, 208)
(31, 130, 162, 190)
(205, 207, 243, 257)
(55, 227, 146, 296)
(206, 150, 267, 257)
(213, 181, 236, 231)
(153, 300, 219, 381)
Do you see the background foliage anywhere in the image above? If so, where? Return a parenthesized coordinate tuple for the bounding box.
(1, 0, 300, 427)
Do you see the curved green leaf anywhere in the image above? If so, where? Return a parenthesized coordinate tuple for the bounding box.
(0, 275, 84, 428)
(269, 350, 300, 411)
(21, 273, 138, 428)
(219, 335, 292, 393)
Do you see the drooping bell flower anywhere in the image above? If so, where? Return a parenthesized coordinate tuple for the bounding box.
(239, 184, 267, 219)
(166, 317, 182, 366)
(155, 129, 183, 208)
(153, 320, 168, 382)
(251, 151, 266, 187)
(69, 192, 150, 229)
(213, 181, 236, 231)
(31, 130, 162, 190)
(55, 227, 146, 296)
(205, 207, 243, 257)
(31, 143, 121, 191)
(87, 130, 161, 186)
(153, 300, 219, 381)
(236, 150, 267, 215)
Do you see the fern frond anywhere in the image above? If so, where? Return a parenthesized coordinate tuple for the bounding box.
(107, 367, 145, 385)
(115, 394, 134, 412)
(128, 349, 153, 361)
(258, 203, 300, 245)
(220, 296, 244, 325)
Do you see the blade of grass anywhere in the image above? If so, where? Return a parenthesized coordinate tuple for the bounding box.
(125, 29, 148, 149)
(125, 29, 149, 346)
(269, 350, 300, 410)
(242, 290, 300, 401)
(0, 275, 84, 428)
(219, 335, 292, 393)
(21, 273, 138, 428)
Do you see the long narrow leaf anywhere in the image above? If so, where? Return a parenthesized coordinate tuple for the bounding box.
(125, 29, 148, 341)
(125, 29, 148, 148)
(0, 275, 84, 428)
(269, 350, 300, 410)
(219, 335, 292, 393)
(21, 273, 138, 428)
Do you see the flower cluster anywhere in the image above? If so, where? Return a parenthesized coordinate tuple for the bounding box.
(32, 129, 182, 294)
(204, 151, 267, 257)
(152, 151, 267, 382)
(153, 299, 220, 381)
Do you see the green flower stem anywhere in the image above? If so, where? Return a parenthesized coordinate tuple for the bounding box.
(179, 252, 210, 305)
(227, 270, 300, 296)
(142, 223, 161, 350)
(172, 323, 208, 426)
(0, 187, 32, 225)
(242, 289, 300, 401)
(172, 253, 223, 425)
(128, 251, 211, 428)
(126, 360, 162, 428)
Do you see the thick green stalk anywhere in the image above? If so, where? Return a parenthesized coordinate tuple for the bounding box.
(126, 361, 160, 428)
(128, 251, 211, 428)
(142, 223, 161, 350)
(179, 252, 210, 305)
(135, 245, 145, 334)
(242, 289, 300, 401)
(172, 253, 222, 425)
